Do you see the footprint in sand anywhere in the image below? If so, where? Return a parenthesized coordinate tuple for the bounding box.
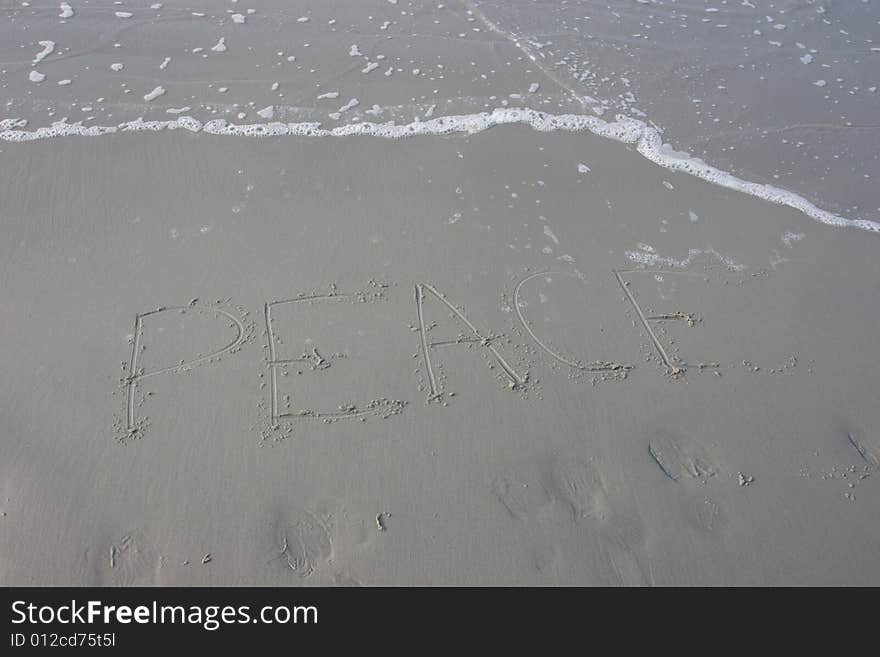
(547, 457, 653, 585)
(593, 506, 654, 586)
(273, 510, 333, 578)
(493, 458, 653, 585)
(600, 532, 651, 586)
(649, 432, 717, 482)
(549, 459, 610, 521)
(648, 431, 727, 533)
(97, 531, 162, 586)
(491, 472, 551, 522)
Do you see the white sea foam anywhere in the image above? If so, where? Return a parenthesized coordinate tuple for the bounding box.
(0, 107, 876, 233)
(626, 244, 747, 270)
(782, 231, 805, 247)
(329, 98, 359, 120)
(143, 86, 165, 101)
(59, 2, 73, 19)
(34, 41, 55, 64)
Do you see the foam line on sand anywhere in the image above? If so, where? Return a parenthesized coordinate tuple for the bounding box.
(2, 108, 877, 233)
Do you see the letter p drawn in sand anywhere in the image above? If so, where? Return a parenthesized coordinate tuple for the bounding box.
(123, 304, 247, 437)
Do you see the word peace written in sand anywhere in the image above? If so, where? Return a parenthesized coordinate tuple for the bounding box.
(119, 269, 796, 440)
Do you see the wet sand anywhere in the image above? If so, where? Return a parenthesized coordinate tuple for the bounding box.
(1, 126, 877, 585)
(0, 1, 878, 586)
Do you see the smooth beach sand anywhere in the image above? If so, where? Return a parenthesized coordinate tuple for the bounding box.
(0, 1, 878, 586)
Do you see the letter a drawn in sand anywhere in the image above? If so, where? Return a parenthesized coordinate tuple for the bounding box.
(414, 283, 526, 402)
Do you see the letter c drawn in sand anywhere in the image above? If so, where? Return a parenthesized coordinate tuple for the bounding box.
(513, 271, 631, 374)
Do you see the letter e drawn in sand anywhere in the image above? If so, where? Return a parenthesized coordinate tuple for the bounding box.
(614, 269, 713, 377)
(123, 304, 247, 438)
(264, 286, 406, 427)
(414, 282, 527, 403)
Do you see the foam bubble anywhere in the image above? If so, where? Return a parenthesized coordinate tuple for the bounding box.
(143, 86, 165, 101)
(329, 98, 359, 120)
(626, 244, 746, 270)
(33, 41, 55, 64)
(0, 119, 28, 130)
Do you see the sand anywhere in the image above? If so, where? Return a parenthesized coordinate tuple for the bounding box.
(0, 1, 878, 586)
